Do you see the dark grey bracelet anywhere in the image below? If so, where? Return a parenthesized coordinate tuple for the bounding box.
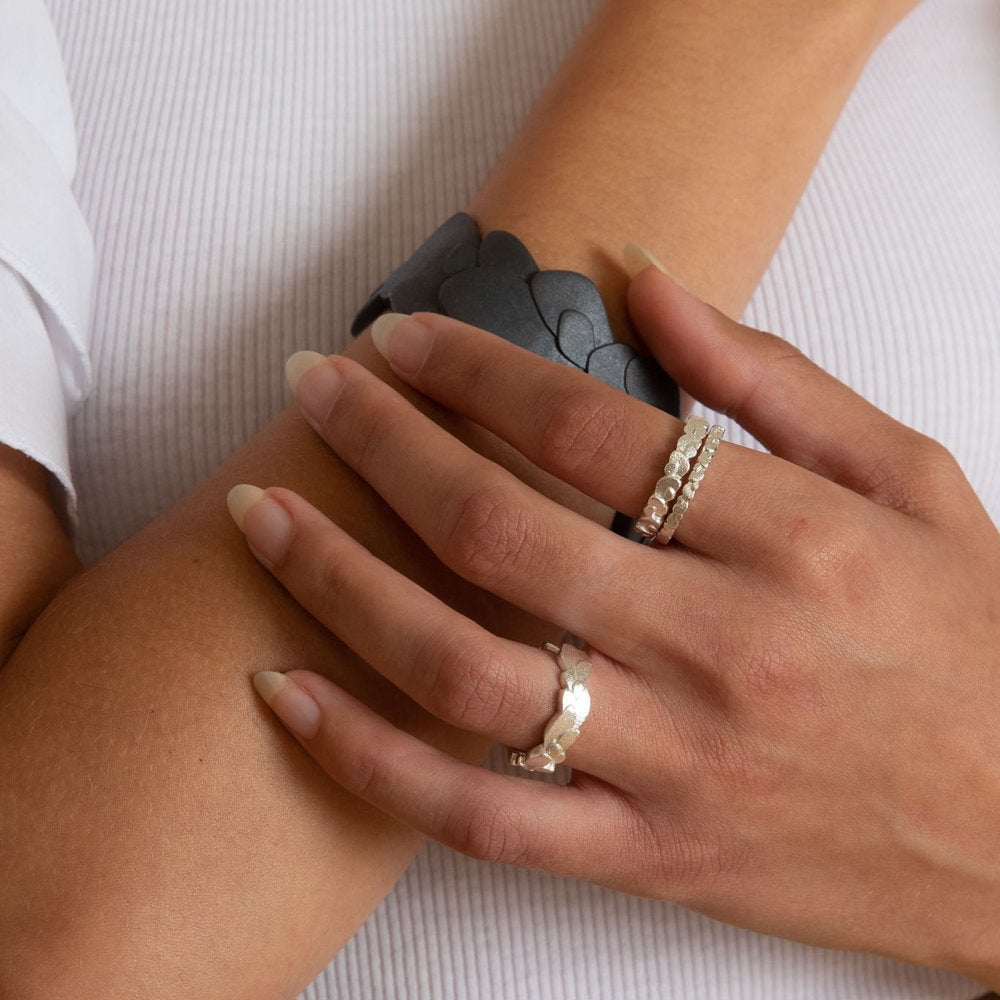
(350, 211, 679, 538)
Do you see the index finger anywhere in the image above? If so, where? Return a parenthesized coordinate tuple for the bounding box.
(367, 310, 814, 562)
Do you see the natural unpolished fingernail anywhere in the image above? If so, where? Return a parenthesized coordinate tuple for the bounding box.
(253, 671, 321, 740)
(623, 243, 695, 293)
(227, 483, 265, 531)
(370, 312, 434, 376)
(285, 353, 344, 427)
(227, 484, 293, 565)
(624, 242, 674, 279)
(285, 350, 329, 394)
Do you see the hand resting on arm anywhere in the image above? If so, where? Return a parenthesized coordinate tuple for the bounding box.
(0, 2, 916, 996)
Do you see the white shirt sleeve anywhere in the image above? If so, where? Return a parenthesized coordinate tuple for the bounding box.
(0, 0, 94, 529)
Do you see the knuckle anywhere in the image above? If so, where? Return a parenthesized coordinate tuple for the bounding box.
(902, 435, 961, 501)
(713, 618, 826, 717)
(424, 631, 520, 733)
(345, 413, 389, 473)
(728, 628, 797, 700)
(345, 744, 385, 801)
(659, 826, 724, 891)
(624, 799, 742, 900)
(854, 432, 961, 514)
(443, 790, 532, 866)
(760, 332, 809, 378)
(440, 478, 540, 587)
(776, 510, 864, 596)
(452, 349, 495, 401)
(307, 549, 352, 618)
(538, 387, 631, 478)
(685, 717, 759, 787)
(727, 334, 806, 416)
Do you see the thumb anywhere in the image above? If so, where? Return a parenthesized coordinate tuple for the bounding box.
(620, 245, 943, 510)
(622, 245, 778, 431)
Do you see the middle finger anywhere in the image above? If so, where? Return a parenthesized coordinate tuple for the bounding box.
(286, 354, 720, 665)
(365, 311, 826, 561)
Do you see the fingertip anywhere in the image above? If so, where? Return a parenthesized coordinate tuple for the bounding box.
(370, 312, 410, 358)
(253, 669, 287, 702)
(227, 483, 266, 531)
(371, 312, 434, 377)
(285, 350, 330, 395)
(241, 493, 294, 565)
(252, 669, 322, 740)
(622, 242, 667, 280)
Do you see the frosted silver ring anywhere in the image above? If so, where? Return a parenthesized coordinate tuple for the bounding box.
(634, 416, 710, 539)
(508, 643, 592, 773)
(654, 423, 725, 545)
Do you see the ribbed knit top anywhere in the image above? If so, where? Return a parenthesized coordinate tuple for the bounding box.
(43, 0, 999, 996)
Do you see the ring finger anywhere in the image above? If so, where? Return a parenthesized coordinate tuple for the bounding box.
(282, 354, 723, 665)
(227, 484, 670, 786)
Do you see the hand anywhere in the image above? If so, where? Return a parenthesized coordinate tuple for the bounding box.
(228, 263, 1000, 986)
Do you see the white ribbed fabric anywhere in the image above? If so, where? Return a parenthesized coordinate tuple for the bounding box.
(43, 0, 998, 997)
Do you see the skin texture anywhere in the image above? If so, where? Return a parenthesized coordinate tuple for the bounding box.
(239, 294, 1000, 986)
(0, 2, 925, 997)
(0, 444, 80, 664)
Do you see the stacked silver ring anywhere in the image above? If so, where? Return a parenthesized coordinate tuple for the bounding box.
(634, 416, 725, 545)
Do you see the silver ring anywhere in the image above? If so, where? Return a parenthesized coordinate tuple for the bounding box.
(508, 643, 592, 773)
(654, 423, 725, 545)
(634, 416, 709, 539)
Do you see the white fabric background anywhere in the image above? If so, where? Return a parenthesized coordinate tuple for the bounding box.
(41, 0, 999, 996)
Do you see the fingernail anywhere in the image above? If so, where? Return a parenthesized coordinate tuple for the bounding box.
(622, 243, 669, 280)
(285, 350, 329, 394)
(285, 352, 344, 427)
(370, 312, 433, 376)
(623, 244, 696, 295)
(253, 671, 321, 740)
(227, 484, 293, 565)
(226, 483, 265, 531)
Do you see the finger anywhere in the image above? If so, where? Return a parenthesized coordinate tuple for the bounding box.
(626, 263, 957, 520)
(252, 666, 641, 884)
(284, 354, 722, 662)
(229, 485, 649, 782)
(360, 311, 808, 561)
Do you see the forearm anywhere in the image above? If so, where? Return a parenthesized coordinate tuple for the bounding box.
(1, 389, 563, 998)
(1, 3, 899, 997)
(472, 0, 904, 323)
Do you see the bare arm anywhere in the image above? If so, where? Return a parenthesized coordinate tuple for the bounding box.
(0, 2, 911, 997)
(0, 445, 79, 663)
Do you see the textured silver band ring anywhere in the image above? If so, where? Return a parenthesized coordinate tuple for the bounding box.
(508, 643, 592, 773)
(634, 415, 710, 539)
(654, 423, 725, 545)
